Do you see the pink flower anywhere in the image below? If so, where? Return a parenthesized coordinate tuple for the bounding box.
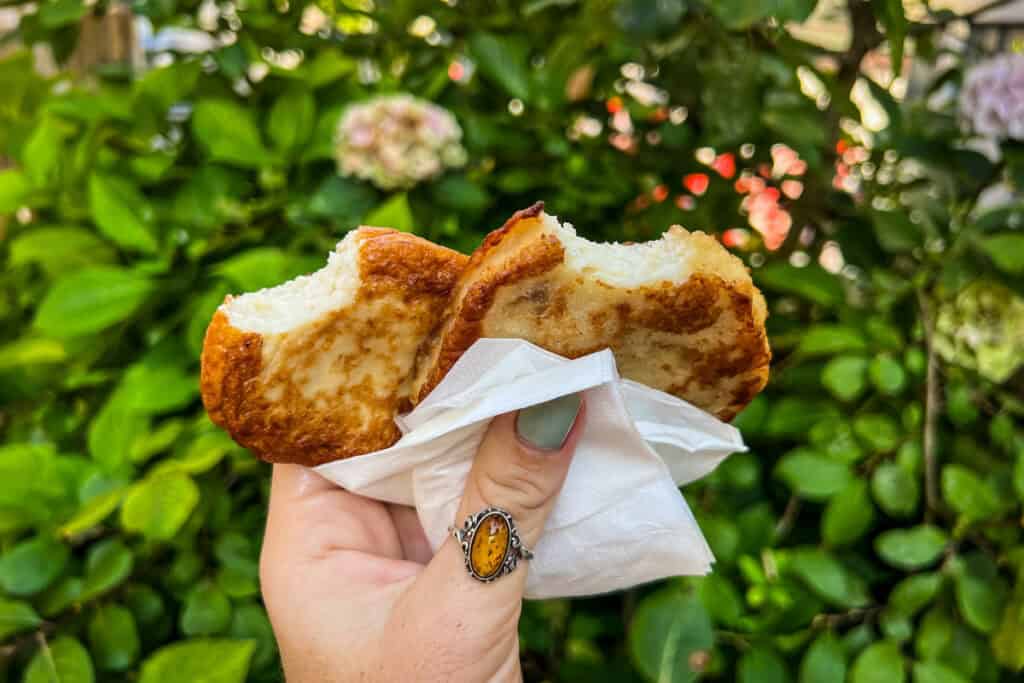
(960, 53, 1024, 141)
(334, 94, 466, 190)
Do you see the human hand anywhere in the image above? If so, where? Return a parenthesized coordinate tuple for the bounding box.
(259, 394, 585, 682)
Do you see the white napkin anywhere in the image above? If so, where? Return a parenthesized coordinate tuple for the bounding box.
(315, 338, 745, 599)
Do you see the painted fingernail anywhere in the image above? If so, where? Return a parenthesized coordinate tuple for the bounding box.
(515, 393, 583, 451)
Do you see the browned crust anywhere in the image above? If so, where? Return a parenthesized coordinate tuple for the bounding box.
(413, 202, 563, 402)
(200, 305, 262, 434)
(412, 206, 770, 421)
(200, 229, 468, 465)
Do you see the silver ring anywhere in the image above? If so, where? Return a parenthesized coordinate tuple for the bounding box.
(449, 507, 533, 582)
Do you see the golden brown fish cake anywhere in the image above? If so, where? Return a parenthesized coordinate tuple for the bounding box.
(200, 227, 468, 465)
(412, 202, 770, 421)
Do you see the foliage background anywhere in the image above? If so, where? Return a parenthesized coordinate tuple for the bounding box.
(1, 0, 1024, 681)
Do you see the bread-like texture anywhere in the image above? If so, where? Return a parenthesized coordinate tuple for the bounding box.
(200, 227, 468, 465)
(412, 202, 771, 421)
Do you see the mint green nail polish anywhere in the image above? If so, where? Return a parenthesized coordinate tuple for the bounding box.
(515, 393, 583, 451)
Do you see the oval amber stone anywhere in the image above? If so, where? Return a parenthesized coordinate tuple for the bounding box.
(469, 513, 511, 579)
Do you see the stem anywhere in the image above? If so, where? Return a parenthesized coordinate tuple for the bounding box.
(775, 495, 801, 541)
(917, 289, 942, 521)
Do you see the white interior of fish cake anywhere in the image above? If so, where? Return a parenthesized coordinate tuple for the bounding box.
(223, 231, 361, 335)
(541, 212, 750, 287)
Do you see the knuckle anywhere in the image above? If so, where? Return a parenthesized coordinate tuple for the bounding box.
(475, 448, 553, 514)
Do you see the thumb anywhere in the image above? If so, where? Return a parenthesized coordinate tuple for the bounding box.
(459, 392, 586, 549)
(388, 394, 584, 679)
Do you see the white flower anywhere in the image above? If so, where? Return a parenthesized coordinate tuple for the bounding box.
(960, 53, 1024, 141)
(334, 94, 467, 190)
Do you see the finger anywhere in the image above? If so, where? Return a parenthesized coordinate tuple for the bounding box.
(389, 505, 433, 565)
(261, 464, 410, 588)
(390, 394, 584, 675)
(459, 392, 585, 547)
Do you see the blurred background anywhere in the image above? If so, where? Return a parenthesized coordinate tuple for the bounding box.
(1, 0, 1024, 681)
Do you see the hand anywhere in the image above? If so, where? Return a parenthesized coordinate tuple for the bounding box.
(259, 394, 585, 682)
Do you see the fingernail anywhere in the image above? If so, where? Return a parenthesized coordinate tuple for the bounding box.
(515, 393, 583, 451)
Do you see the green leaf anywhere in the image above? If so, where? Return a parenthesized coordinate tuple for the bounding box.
(755, 263, 843, 307)
(797, 325, 868, 356)
(854, 414, 901, 452)
(0, 597, 42, 640)
(139, 639, 255, 683)
(789, 548, 869, 608)
(130, 418, 185, 464)
(952, 554, 1003, 634)
(629, 589, 713, 683)
(696, 573, 743, 626)
(38, 0, 89, 27)
(228, 604, 277, 671)
(992, 595, 1024, 669)
(365, 193, 415, 233)
(267, 88, 315, 152)
(850, 640, 905, 683)
(888, 573, 943, 618)
(764, 398, 840, 438)
(876, 526, 948, 570)
(775, 449, 852, 501)
(81, 539, 134, 600)
(941, 465, 1001, 523)
(24, 636, 94, 683)
(978, 233, 1024, 274)
(23, 115, 67, 188)
(738, 646, 789, 683)
(800, 633, 846, 683)
(872, 0, 907, 79)
(10, 226, 116, 275)
(468, 33, 531, 100)
(192, 99, 274, 167)
(39, 577, 83, 618)
(0, 338, 66, 371)
(613, 0, 685, 35)
(181, 581, 232, 636)
(872, 463, 919, 518)
(869, 356, 906, 395)
(0, 168, 31, 212)
(117, 360, 198, 415)
(0, 535, 69, 596)
(912, 662, 968, 683)
(214, 248, 302, 291)
(871, 209, 921, 253)
(944, 385, 978, 428)
(432, 175, 491, 212)
(305, 174, 377, 224)
(35, 267, 153, 337)
(60, 486, 128, 538)
(89, 174, 159, 253)
(822, 356, 869, 402)
(88, 604, 140, 671)
(823, 480, 874, 546)
(301, 50, 355, 87)
(156, 431, 234, 476)
(121, 472, 200, 541)
(708, 0, 816, 29)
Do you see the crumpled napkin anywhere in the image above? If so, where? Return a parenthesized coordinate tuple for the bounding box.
(315, 338, 745, 599)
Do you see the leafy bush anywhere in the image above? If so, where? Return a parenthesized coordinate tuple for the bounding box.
(2, 0, 1023, 681)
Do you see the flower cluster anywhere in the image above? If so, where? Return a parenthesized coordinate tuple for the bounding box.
(960, 53, 1024, 141)
(334, 95, 467, 190)
(934, 281, 1024, 384)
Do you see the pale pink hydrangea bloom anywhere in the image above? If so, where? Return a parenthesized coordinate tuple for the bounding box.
(334, 94, 467, 190)
(960, 53, 1024, 141)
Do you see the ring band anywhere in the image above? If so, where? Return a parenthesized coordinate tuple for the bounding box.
(450, 507, 533, 582)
